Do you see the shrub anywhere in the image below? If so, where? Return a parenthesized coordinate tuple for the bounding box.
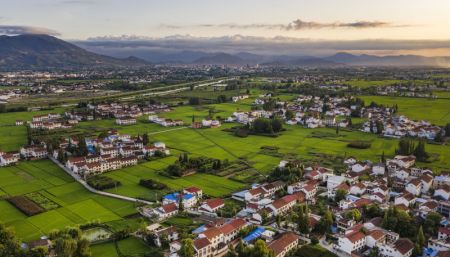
(234, 127, 249, 138)
(7, 196, 44, 216)
(139, 179, 167, 190)
(87, 175, 120, 190)
(347, 141, 371, 149)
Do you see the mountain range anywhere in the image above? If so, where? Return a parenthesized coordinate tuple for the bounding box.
(1, 34, 450, 70)
(0, 34, 149, 71)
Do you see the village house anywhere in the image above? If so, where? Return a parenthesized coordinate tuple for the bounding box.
(20, 145, 48, 159)
(429, 227, 450, 252)
(434, 185, 450, 201)
(338, 230, 366, 254)
(183, 187, 203, 199)
(394, 192, 416, 207)
(115, 117, 137, 125)
(405, 178, 422, 196)
(199, 198, 225, 214)
(268, 232, 299, 257)
(154, 203, 178, 219)
(163, 192, 198, 208)
(0, 152, 20, 166)
(267, 193, 304, 216)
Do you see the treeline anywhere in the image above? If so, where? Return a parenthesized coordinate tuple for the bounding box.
(0, 225, 91, 257)
(396, 138, 429, 162)
(86, 175, 121, 190)
(165, 153, 228, 177)
(139, 179, 167, 190)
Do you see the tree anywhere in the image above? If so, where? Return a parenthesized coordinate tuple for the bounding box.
(416, 226, 425, 250)
(335, 189, 347, 202)
(335, 125, 340, 135)
(381, 151, 386, 163)
(217, 95, 227, 103)
(414, 140, 429, 162)
(77, 136, 88, 156)
(252, 239, 274, 257)
(285, 110, 294, 121)
(344, 209, 361, 221)
(443, 123, 450, 137)
(0, 224, 24, 257)
(54, 238, 77, 257)
(322, 210, 334, 233)
(396, 138, 415, 155)
(142, 133, 149, 146)
(423, 212, 442, 236)
(188, 97, 200, 105)
(180, 239, 195, 257)
(375, 120, 384, 134)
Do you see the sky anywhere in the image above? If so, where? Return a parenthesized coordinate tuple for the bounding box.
(1, 0, 450, 56)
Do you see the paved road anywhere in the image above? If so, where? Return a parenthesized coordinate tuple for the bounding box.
(147, 126, 189, 135)
(49, 157, 153, 205)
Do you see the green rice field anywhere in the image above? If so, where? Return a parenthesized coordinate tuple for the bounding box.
(0, 160, 137, 242)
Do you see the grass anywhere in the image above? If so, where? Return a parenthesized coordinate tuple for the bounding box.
(91, 241, 120, 257)
(295, 245, 338, 257)
(359, 95, 450, 125)
(345, 79, 405, 88)
(117, 237, 157, 257)
(0, 160, 138, 242)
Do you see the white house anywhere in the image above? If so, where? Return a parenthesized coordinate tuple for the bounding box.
(350, 183, 366, 195)
(199, 198, 225, 214)
(372, 163, 386, 175)
(378, 238, 414, 257)
(154, 203, 178, 219)
(337, 231, 366, 254)
(434, 185, 450, 201)
(394, 192, 415, 207)
(405, 179, 422, 196)
(0, 153, 19, 166)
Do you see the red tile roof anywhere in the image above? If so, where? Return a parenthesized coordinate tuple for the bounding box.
(346, 231, 365, 243)
(194, 238, 211, 250)
(204, 198, 225, 210)
(268, 232, 299, 256)
(162, 203, 178, 214)
(394, 238, 414, 255)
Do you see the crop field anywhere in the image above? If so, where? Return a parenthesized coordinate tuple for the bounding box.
(345, 79, 432, 88)
(91, 237, 156, 257)
(360, 95, 450, 125)
(104, 155, 246, 200)
(433, 90, 450, 99)
(345, 79, 405, 88)
(98, 118, 450, 201)
(0, 160, 137, 242)
(0, 108, 68, 151)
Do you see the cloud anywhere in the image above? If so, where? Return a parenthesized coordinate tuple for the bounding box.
(159, 19, 401, 31)
(0, 25, 60, 36)
(77, 35, 450, 57)
(285, 19, 392, 30)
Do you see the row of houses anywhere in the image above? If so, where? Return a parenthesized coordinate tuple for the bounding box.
(149, 115, 184, 127)
(0, 144, 48, 166)
(361, 108, 442, 140)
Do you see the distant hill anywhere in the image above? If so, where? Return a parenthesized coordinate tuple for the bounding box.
(325, 52, 450, 67)
(0, 34, 150, 71)
(192, 53, 248, 65)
